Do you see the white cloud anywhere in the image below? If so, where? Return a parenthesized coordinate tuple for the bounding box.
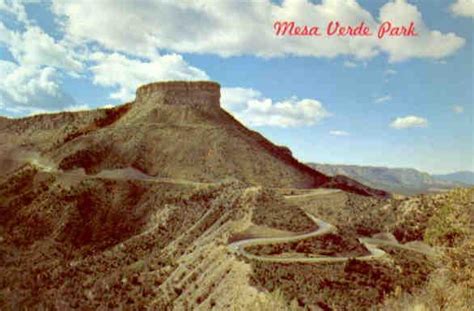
(343, 61, 358, 68)
(390, 115, 428, 129)
(12, 27, 82, 71)
(384, 69, 397, 75)
(0, 22, 13, 47)
(221, 87, 262, 110)
(330, 130, 350, 136)
(0, 0, 28, 24)
(0, 0, 468, 117)
(0, 60, 76, 113)
(0, 17, 81, 116)
(374, 95, 392, 103)
(221, 87, 330, 127)
(89, 52, 208, 101)
(453, 105, 464, 114)
(0, 9, 85, 115)
(0, 61, 59, 104)
(450, 0, 474, 18)
(238, 98, 331, 127)
(378, 0, 465, 62)
(0, 5, 207, 112)
(51, 0, 465, 62)
(0, 22, 82, 71)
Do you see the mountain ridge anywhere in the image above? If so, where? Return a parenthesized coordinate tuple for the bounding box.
(433, 171, 474, 185)
(307, 162, 464, 195)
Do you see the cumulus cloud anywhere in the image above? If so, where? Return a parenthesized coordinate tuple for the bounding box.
(452, 105, 464, 114)
(0, 20, 82, 72)
(378, 0, 465, 62)
(221, 87, 262, 110)
(0, 60, 76, 114)
(221, 87, 330, 127)
(374, 95, 392, 103)
(0, 0, 468, 117)
(0, 5, 209, 110)
(390, 115, 428, 129)
(330, 130, 350, 136)
(89, 52, 209, 101)
(0, 7, 82, 116)
(12, 27, 82, 71)
(450, 0, 474, 18)
(51, 0, 465, 62)
(237, 98, 331, 127)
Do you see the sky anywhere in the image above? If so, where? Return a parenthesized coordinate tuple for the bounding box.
(0, 0, 472, 174)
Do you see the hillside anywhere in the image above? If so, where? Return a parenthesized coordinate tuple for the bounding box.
(0, 164, 267, 309)
(7, 81, 473, 310)
(433, 171, 474, 185)
(0, 82, 473, 311)
(307, 163, 460, 195)
(0, 81, 387, 197)
(1, 161, 471, 309)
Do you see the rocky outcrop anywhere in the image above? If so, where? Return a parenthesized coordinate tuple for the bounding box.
(135, 81, 221, 108)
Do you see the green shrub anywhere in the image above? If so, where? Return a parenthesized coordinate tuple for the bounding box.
(424, 189, 471, 247)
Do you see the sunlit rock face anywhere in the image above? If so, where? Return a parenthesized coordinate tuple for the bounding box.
(135, 81, 221, 108)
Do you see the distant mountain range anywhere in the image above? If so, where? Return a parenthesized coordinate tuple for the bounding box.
(307, 163, 472, 195)
(433, 171, 474, 185)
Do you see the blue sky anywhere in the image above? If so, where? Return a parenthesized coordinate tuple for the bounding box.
(0, 0, 472, 174)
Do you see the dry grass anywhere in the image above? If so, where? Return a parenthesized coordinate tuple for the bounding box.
(251, 188, 316, 232)
(0, 168, 252, 309)
(232, 289, 302, 311)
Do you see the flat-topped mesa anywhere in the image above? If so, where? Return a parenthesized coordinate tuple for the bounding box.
(135, 81, 221, 108)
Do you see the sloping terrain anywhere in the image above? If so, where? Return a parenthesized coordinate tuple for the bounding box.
(0, 163, 268, 309)
(433, 171, 474, 185)
(308, 163, 460, 195)
(3, 81, 471, 310)
(241, 188, 473, 310)
(0, 81, 387, 197)
(0, 161, 471, 309)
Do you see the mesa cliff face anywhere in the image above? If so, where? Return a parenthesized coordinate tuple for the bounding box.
(0, 81, 388, 197)
(136, 81, 221, 108)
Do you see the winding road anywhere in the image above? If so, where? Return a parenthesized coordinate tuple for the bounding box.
(228, 211, 434, 263)
(17, 159, 434, 263)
